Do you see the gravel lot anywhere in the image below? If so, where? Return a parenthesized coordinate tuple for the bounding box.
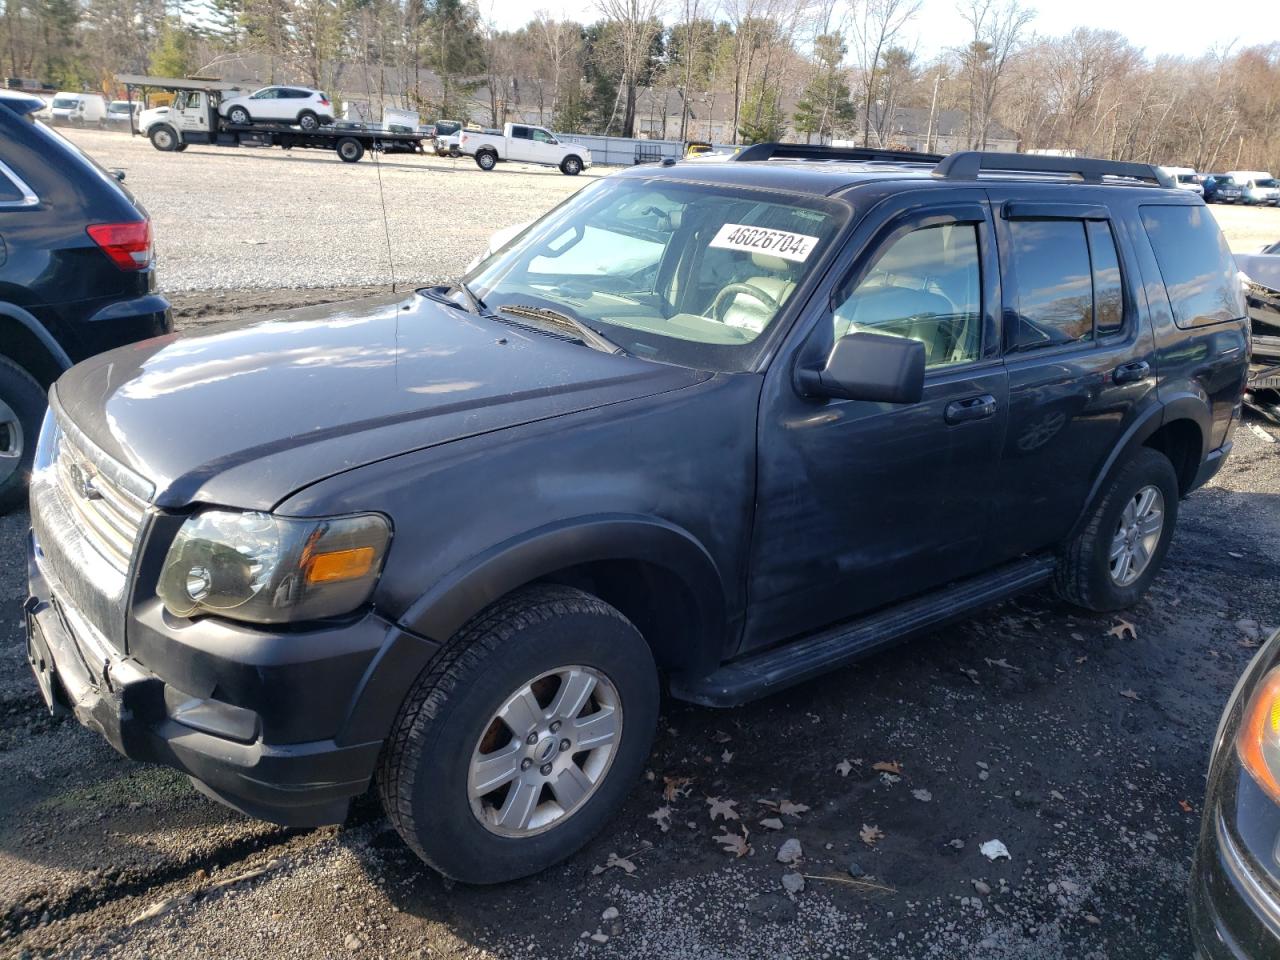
(1, 129, 1279, 959)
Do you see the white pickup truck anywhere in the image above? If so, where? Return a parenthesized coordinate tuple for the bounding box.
(459, 122, 591, 176)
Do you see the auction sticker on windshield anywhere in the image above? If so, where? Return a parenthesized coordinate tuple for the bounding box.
(709, 223, 819, 262)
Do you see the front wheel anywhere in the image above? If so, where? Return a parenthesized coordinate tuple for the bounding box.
(227, 106, 250, 125)
(336, 137, 364, 163)
(149, 125, 179, 152)
(377, 584, 659, 884)
(0, 356, 46, 512)
(475, 150, 497, 171)
(560, 156, 582, 176)
(1054, 447, 1180, 611)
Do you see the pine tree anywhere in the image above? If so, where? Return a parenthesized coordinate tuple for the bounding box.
(150, 17, 197, 76)
(793, 34, 855, 142)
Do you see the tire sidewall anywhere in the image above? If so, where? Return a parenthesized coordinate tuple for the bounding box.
(228, 106, 250, 125)
(0, 359, 47, 510)
(150, 126, 177, 151)
(561, 156, 581, 176)
(1080, 449, 1180, 609)
(476, 151, 496, 170)
(337, 138, 363, 162)
(394, 602, 658, 883)
(298, 110, 318, 131)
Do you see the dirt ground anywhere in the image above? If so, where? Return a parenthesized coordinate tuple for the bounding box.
(2, 132, 1280, 959)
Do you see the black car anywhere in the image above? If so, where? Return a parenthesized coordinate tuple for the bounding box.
(1235, 248, 1280, 423)
(0, 91, 170, 508)
(25, 147, 1248, 884)
(1191, 628, 1280, 958)
(1204, 175, 1245, 204)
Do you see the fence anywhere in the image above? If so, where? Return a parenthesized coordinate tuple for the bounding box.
(553, 133, 736, 167)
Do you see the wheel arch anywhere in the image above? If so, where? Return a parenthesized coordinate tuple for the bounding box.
(399, 515, 730, 678)
(0, 303, 72, 388)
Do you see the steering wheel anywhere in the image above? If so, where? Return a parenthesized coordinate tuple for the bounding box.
(706, 282, 781, 322)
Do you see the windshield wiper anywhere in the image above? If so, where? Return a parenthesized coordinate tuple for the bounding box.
(448, 280, 487, 315)
(498, 304, 625, 355)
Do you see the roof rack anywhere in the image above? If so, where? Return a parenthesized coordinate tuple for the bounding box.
(731, 143, 943, 164)
(933, 151, 1173, 187)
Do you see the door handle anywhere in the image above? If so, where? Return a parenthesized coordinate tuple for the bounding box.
(945, 394, 997, 424)
(1113, 360, 1150, 384)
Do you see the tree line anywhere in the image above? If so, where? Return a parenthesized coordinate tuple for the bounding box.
(4, 0, 1278, 171)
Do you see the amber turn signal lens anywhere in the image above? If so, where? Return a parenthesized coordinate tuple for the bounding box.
(1238, 669, 1280, 802)
(306, 546, 376, 584)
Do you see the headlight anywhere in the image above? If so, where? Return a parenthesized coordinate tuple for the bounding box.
(1238, 666, 1280, 802)
(157, 510, 391, 624)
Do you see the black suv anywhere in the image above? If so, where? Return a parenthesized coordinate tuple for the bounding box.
(25, 146, 1247, 884)
(0, 91, 170, 508)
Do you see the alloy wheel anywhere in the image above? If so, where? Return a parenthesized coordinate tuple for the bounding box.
(468, 665, 621, 837)
(1109, 484, 1164, 586)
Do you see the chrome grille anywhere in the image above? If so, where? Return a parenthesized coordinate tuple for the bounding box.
(51, 418, 151, 574)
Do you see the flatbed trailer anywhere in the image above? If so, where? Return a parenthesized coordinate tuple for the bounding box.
(116, 74, 424, 163)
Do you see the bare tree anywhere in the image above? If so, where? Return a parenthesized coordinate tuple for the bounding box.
(533, 11, 582, 126)
(849, 0, 920, 147)
(957, 0, 1033, 148)
(594, 0, 667, 136)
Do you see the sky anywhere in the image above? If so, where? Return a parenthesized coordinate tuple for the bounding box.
(475, 0, 1279, 60)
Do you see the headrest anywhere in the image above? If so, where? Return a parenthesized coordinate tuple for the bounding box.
(751, 252, 788, 272)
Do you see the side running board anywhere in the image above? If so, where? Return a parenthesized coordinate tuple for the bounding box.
(669, 556, 1056, 708)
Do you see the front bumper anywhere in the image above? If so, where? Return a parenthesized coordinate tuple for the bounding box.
(1191, 809, 1280, 959)
(25, 528, 429, 827)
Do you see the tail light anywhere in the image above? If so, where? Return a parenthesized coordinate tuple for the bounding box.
(319, 97, 330, 106)
(86, 220, 153, 271)
(461, 134, 468, 144)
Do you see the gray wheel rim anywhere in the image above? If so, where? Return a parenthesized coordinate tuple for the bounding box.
(0, 397, 24, 487)
(299, 114, 317, 130)
(479, 153, 494, 169)
(340, 141, 358, 160)
(230, 109, 247, 123)
(154, 129, 173, 149)
(1109, 484, 1164, 587)
(566, 159, 579, 173)
(468, 665, 621, 838)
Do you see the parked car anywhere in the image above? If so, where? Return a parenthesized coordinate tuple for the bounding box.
(1160, 165, 1205, 197)
(1227, 170, 1280, 205)
(0, 91, 170, 508)
(105, 99, 140, 129)
(1236, 244, 1280, 423)
(435, 130, 463, 157)
(217, 86, 334, 131)
(1203, 175, 1244, 204)
(48, 92, 107, 127)
(1190, 626, 1280, 958)
(461, 122, 591, 175)
(26, 147, 1246, 884)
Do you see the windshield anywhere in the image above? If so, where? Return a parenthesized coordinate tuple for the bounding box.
(466, 177, 847, 372)
(1257, 178, 1278, 188)
(109, 101, 130, 111)
(1176, 174, 1197, 184)
(52, 97, 77, 108)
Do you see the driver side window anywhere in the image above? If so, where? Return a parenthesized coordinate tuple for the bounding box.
(832, 223, 981, 368)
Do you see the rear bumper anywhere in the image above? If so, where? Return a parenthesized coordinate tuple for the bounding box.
(25, 528, 409, 827)
(1190, 811, 1280, 960)
(71, 291, 171, 361)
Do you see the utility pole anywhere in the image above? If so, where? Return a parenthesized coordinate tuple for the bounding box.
(926, 73, 947, 153)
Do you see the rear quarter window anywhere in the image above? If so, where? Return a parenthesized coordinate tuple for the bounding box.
(1140, 204, 1243, 328)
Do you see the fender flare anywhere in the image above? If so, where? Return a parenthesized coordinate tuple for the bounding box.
(0, 301, 73, 377)
(400, 513, 728, 649)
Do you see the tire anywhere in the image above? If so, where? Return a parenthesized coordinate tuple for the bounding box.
(174, 143, 188, 152)
(475, 150, 497, 171)
(0, 356, 47, 512)
(448, 147, 461, 158)
(560, 155, 582, 176)
(297, 110, 319, 131)
(377, 584, 659, 884)
(336, 137, 364, 163)
(1054, 447, 1180, 612)
(149, 125, 178, 152)
(227, 106, 250, 125)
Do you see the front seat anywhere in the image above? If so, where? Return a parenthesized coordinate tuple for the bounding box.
(833, 284, 957, 364)
(719, 253, 798, 334)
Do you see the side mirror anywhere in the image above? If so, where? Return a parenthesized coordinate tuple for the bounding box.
(109, 168, 126, 182)
(797, 331, 925, 404)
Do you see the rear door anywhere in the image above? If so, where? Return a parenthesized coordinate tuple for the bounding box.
(744, 189, 1009, 649)
(984, 188, 1157, 560)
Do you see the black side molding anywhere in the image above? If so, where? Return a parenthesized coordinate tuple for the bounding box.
(669, 556, 1056, 707)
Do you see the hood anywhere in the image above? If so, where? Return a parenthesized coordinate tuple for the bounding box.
(1239, 254, 1280, 294)
(54, 293, 710, 511)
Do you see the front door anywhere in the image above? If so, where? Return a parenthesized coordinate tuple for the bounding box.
(507, 125, 535, 162)
(982, 188, 1157, 561)
(743, 191, 1009, 650)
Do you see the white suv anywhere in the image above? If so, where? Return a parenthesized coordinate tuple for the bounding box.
(218, 86, 334, 131)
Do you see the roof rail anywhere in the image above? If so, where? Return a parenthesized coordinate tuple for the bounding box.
(933, 151, 1174, 187)
(732, 143, 943, 164)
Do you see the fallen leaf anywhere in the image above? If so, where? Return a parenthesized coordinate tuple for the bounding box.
(859, 824, 884, 847)
(980, 839, 1011, 861)
(835, 759, 853, 777)
(779, 800, 810, 817)
(1070, 632, 1085, 642)
(1228, 551, 1244, 559)
(776, 837, 803, 863)
(1050, 790, 1066, 801)
(721, 749, 734, 763)
(1119, 688, 1142, 701)
(879, 772, 901, 786)
(1108, 619, 1137, 641)
(648, 806, 672, 832)
(593, 852, 636, 875)
(662, 776, 692, 802)
(714, 829, 750, 858)
(1179, 800, 1194, 813)
(984, 657, 1021, 671)
(706, 796, 739, 821)
(712, 730, 733, 743)
(960, 667, 980, 684)
(872, 761, 902, 775)
(759, 817, 784, 830)
(1075, 656, 1088, 665)
(911, 788, 932, 802)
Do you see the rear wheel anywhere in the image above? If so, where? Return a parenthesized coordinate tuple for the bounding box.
(1055, 447, 1180, 611)
(297, 110, 319, 131)
(475, 150, 497, 171)
(336, 137, 364, 163)
(377, 584, 659, 884)
(227, 105, 250, 125)
(149, 125, 178, 152)
(560, 155, 582, 176)
(0, 356, 46, 512)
